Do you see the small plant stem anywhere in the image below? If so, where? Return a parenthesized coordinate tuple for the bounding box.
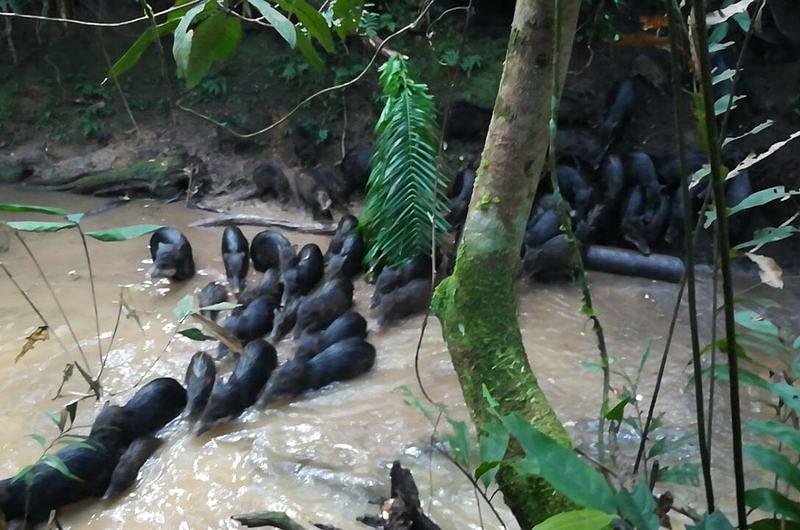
(665, 0, 714, 511)
(692, 0, 747, 524)
(76, 225, 103, 371)
(14, 232, 90, 368)
(548, 0, 611, 456)
(139, 0, 175, 125)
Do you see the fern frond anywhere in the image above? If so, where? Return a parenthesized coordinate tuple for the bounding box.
(361, 56, 450, 275)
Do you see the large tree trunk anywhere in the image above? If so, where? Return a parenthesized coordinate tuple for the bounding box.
(431, 1, 581, 528)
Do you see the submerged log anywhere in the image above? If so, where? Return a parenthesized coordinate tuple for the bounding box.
(231, 511, 308, 530)
(585, 245, 685, 283)
(190, 214, 336, 235)
(358, 461, 441, 530)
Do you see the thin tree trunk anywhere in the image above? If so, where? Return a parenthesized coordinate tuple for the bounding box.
(431, 1, 581, 528)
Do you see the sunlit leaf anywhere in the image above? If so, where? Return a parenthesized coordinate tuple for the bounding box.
(735, 310, 779, 336)
(85, 224, 162, 242)
(248, 0, 296, 47)
(734, 224, 800, 252)
(769, 383, 800, 413)
(604, 394, 631, 422)
(294, 29, 324, 70)
(16, 325, 48, 363)
(331, 0, 364, 39)
(533, 509, 614, 530)
(65, 213, 84, 224)
(446, 418, 471, 468)
(190, 312, 243, 353)
(705, 187, 800, 226)
(108, 19, 181, 79)
(5, 221, 76, 233)
(616, 482, 659, 530)
(275, 0, 334, 52)
(172, 0, 208, 80)
(688, 510, 735, 530)
(198, 302, 241, 312)
(655, 463, 700, 486)
(0, 203, 68, 216)
(745, 488, 800, 522)
(728, 130, 800, 180)
(723, 120, 774, 147)
(174, 294, 196, 321)
(27, 433, 46, 447)
(183, 11, 242, 89)
(478, 422, 508, 487)
(712, 69, 736, 85)
(714, 94, 746, 116)
(706, 0, 755, 26)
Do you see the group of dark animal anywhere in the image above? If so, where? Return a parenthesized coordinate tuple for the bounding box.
(445, 73, 754, 282)
(0, 217, 433, 527)
(250, 147, 373, 221)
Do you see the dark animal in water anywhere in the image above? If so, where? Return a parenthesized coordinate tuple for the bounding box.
(234, 295, 278, 342)
(271, 296, 303, 341)
(556, 130, 604, 170)
(325, 215, 358, 262)
(251, 230, 294, 273)
(102, 437, 163, 500)
(621, 186, 651, 255)
(556, 165, 593, 220)
(295, 311, 368, 362)
(237, 269, 283, 309)
(123, 378, 188, 438)
(525, 208, 561, 248)
(376, 279, 432, 327)
(283, 243, 324, 301)
(184, 351, 216, 422)
(627, 151, 662, 213)
(222, 226, 249, 294)
(325, 233, 365, 279)
(293, 278, 354, 338)
(198, 282, 228, 321)
(447, 169, 476, 231)
(148, 227, 195, 281)
(340, 147, 373, 196)
(292, 170, 333, 221)
(370, 254, 432, 309)
(442, 100, 492, 141)
(599, 78, 635, 144)
(311, 165, 350, 206)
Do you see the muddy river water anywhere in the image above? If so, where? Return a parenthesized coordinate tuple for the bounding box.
(0, 185, 798, 529)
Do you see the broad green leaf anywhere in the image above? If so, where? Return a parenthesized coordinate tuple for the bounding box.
(0, 203, 68, 216)
(706, 187, 800, 226)
(795, 336, 800, 350)
(745, 444, 800, 491)
(172, 0, 208, 80)
(710, 364, 770, 389)
(706, 0, 755, 26)
(474, 461, 501, 484)
(198, 302, 241, 312)
(108, 19, 180, 78)
(275, 0, 334, 52)
(745, 488, 800, 522)
(294, 28, 324, 70)
(331, 0, 364, 39)
(655, 463, 700, 486)
(712, 69, 735, 85)
(183, 11, 242, 88)
(5, 221, 76, 233)
(735, 310, 779, 336)
(533, 509, 614, 530)
(178, 328, 216, 341)
(749, 519, 800, 530)
(604, 395, 631, 422)
(190, 312, 243, 353)
(85, 224, 162, 242)
(174, 294, 196, 320)
(42, 454, 84, 482)
(688, 510, 735, 530)
(709, 41, 735, 53)
(248, 0, 296, 47)
(446, 418, 471, 468)
(723, 120, 774, 148)
(714, 94, 746, 116)
(478, 422, 508, 487)
(746, 420, 800, 453)
(501, 413, 617, 513)
(735, 225, 800, 251)
(648, 433, 694, 459)
(769, 383, 800, 413)
(616, 482, 659, 530)
(65, 213, 84, 223)
(27, 433, 47, 447)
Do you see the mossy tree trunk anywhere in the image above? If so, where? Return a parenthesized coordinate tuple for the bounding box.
(431, 1, 581, 528)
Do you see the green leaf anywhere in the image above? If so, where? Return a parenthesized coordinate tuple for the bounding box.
(108, 19, 180, 78)
(708, 363, 770, 389)
(172, 0, 209, 81)
(248, 0, 296, 47)
(714, 94, 746, 116)
(655, 463, 700, 486)
(42, 454, 84, 482)
(616, 482, 659, 530)
(734, 225, 800, 251)
(688, 510, 735, 530)
(745, 444, 800, 491)
(331, 0, 364, 39)
(745, 488, 800, 522)
(478, 422, 509, 487)
(198, 302, 241, 312)
(183, 11, 242, 88)
(604, 394, 631, 422)
(446, 418, 471, 468)
(474, 460, 502, 484)
(178, 328, 216, 341)
(769, 383, 800, 413)
(746, 420, 800, 453)
(735, 310, 779, 336)
(27, 434, 47, 447)
(749, 519, 800, 530)
(0, 203, 68, 216)
(174, 294, 196, 320)
(533, 509, 614, 530)
(85, 224, 162, 242)
(5, 221, 76, 233)
(275, 0, 334, 52)
(65, 213, 84, 224)
(501, 412, 617, 513)
(712, 69, 736, 85)
(723, 119, 774, 147)
(648, 433, 694, 459)
(793, 353, 800, 378)
(10, 464, 35, 484)
(294, 29, 324, 70)
(706, 187, 800, 226)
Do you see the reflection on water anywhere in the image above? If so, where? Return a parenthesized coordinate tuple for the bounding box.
(0, 185, 797, 529)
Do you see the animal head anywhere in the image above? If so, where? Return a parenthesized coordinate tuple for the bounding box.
(149, 243, 178, 278)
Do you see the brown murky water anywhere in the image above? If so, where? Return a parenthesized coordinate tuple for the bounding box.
(1, 185, 797, 529)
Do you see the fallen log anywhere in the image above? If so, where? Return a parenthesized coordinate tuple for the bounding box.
(190, 214, 337, 235)
(585, 245, 685, 283)
(232, 511, 308, 530)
